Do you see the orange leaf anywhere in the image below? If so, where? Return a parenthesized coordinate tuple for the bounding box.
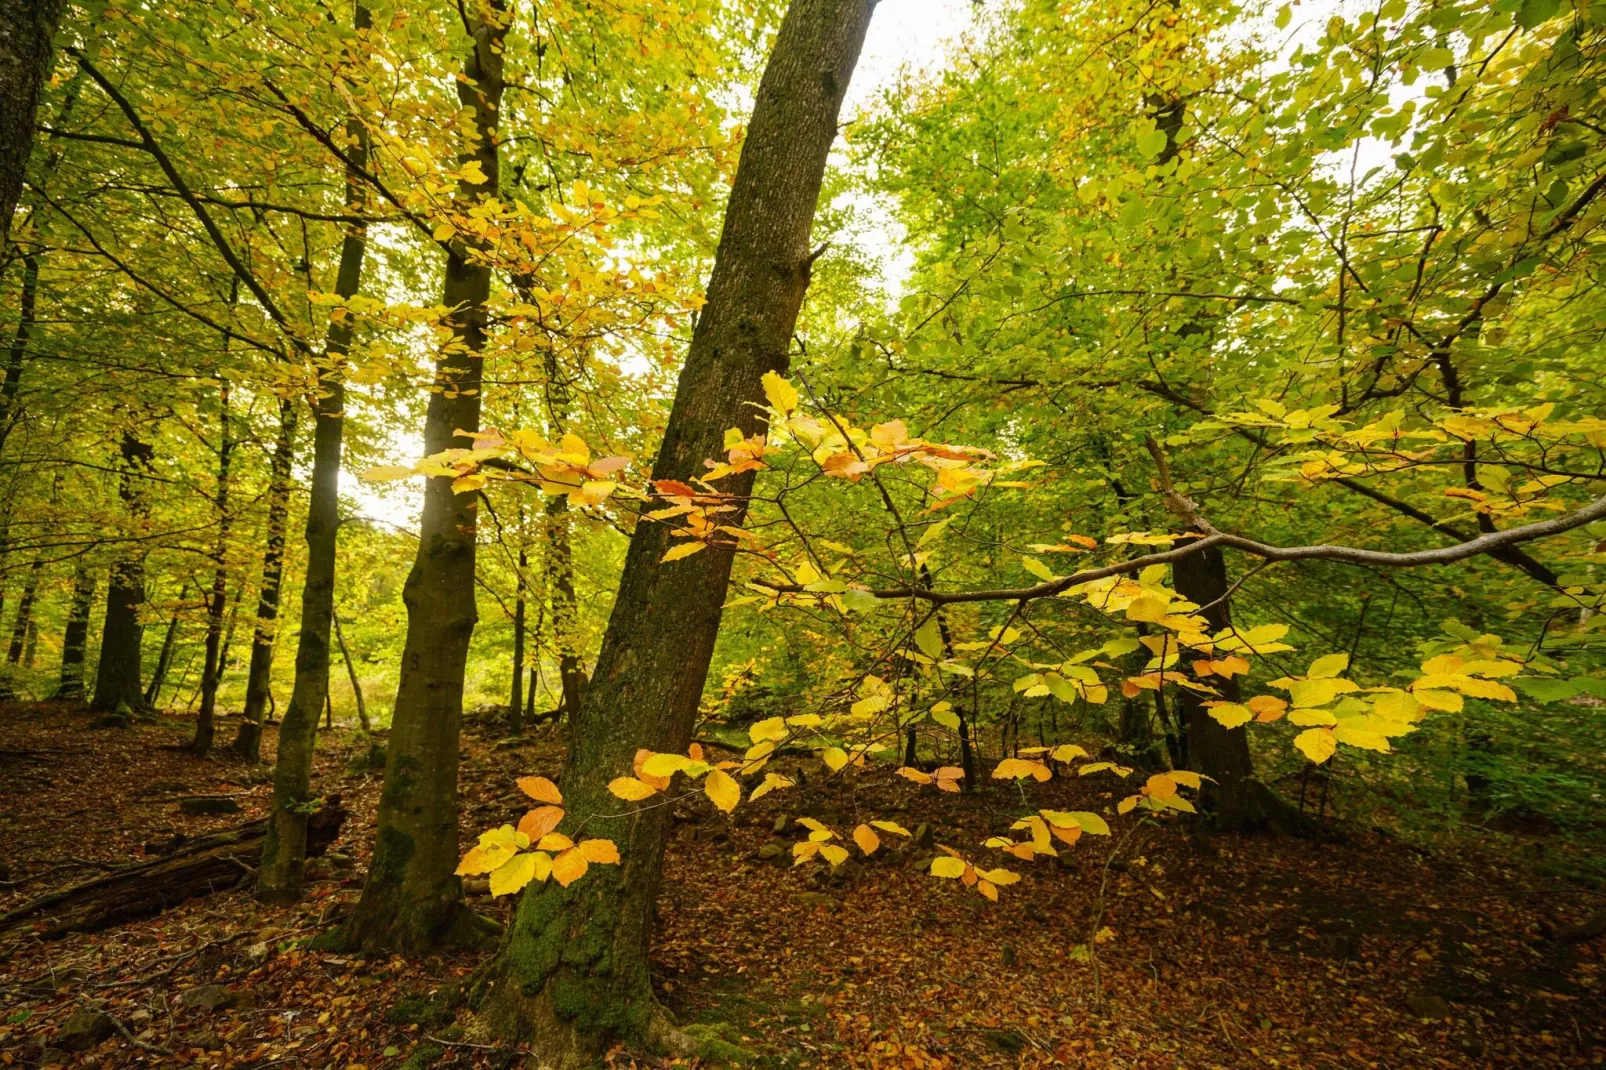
(577, 839, 620, 865)
(517, 805, 564, 841)
(517, 776, 563, 805)
(551, 848, 588, 887)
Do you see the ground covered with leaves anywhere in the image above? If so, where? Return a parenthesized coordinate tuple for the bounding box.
(1, 701, 1602, 1069)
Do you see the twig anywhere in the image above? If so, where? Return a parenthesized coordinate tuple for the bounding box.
(110, 1013, 174, 1056)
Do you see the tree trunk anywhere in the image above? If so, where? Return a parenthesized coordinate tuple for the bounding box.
(1, 803, 346, 942)
(546, 494, 586, 727)
(0, 0, 65, 251)
(142, 613, 179, 708)
(509, 542, 527, 734)
(1173, 541, 1302, 834)
(235, 397, 296, 760)
(333, 607, 369, 733)
(191, 382, 235, 755)
(257, 27, 371, 897)
(332, 1, 504, 950)
(7, 557, 42, 664)
(90, 430, 153, 712)
(467, 2, 874, 1058)
(53, 563, 94, 701)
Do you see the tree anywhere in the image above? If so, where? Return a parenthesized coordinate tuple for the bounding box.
(90, 430, 154, 712)
(0, 0, 66, 250)
(466, 0, 878, 1057)
(335, 0, 509, 944)
(257, 1, 375, 899)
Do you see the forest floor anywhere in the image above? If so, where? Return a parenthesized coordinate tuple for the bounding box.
(1, 700, 1603, 1070)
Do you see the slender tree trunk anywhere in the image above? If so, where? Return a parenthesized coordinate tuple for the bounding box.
(467, 3, 875, 1058)
(142, 613, 179, 707)
(546, 495, 586, 725)
(236, 397, 296, 760)
(191, 382, 235, 754)
(91, 430, 153, 712)
(0, 0, 66, 251)
(53, 563, 94, 701)
(509, 542, 526, 734)
(335, 0, 506, 951)
(257, 19, 372, 897)
(1173, 541, 1301, 833)
(7, 558, 41, 663)
(23, 617, 36, 667)
(333, 608, 369, 733)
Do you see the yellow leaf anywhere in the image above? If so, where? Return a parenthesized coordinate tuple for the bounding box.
(870, 820, 910, 836)
(577, 839, 620, 865)
(641, 752, 692, 778)
(1411, 689, 1463, 712)
(820, 843, 850, 867)
(704, 768, 741, 813)
(1307, 653, 1350, 679)
(1205, 702, 1252, 729)
(977, 879, 998, 901)
(931, 856, 967, 878)
(536, 832, 573, 852)
(517, 776, 563, 805)
(551, 848, 588, 887)
(853, 824, 880, 856)
(1118, 795, 1139, 815)
(749, 716, 788, 743)
(361, 465, 416, 482)
(762, 371, 800, 414)
(1070, 811, 1110, 835)
(662, 541, 706, 563)
(488, 853, 536, 897)
(992, 758, 1052, 782)
(1144, 773, 1177, 799)
(820, 747, 849, 772)
(1248, 695, 1288, 722)
(608, 777, 658, 801)
(1294, 728, 1337, 764)
(749, 772, 794, 801)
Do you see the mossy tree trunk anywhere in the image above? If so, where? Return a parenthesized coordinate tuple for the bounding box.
(0, 0, 65, 251)
(334, 0, 506, 950)
(7, 558, 41, 664)
(468, 2, 875, 1060)
(1173, 540, 1302, 834)
(258, 27, 371, 897)
(91, 430, 153, 712)
(235, 397, 296, 760)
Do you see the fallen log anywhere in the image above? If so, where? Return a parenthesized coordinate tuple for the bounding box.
(0, 798, 346, 942)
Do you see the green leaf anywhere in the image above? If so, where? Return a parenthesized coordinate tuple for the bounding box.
(1517, 0, 1562, 30)
(914, 616, 945, 660)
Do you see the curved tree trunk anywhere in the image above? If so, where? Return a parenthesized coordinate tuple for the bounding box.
(467, 2, 875, 1059)
(7, 557, 42, 664)
(257, 25, 372, 897)
(546, 494, 586, 727)
(235, 397, 296, 760)
(53, 563, 94, 701)
(333, 608, 369, 733)
(91, 430, 153, 712)
(333, 0, 505, 949)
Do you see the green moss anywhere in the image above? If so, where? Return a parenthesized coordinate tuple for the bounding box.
(385, 990, 456, 1028)
(684, 1022, 757, 1065)
(398, 1042, 444, 1069)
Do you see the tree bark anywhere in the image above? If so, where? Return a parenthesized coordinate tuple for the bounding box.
(546, 494, 586, 726)
(333, 607, 369, 733)
(191, 382, 235, 754)
(509, 540, 527, 734)
(0, 0, 65, 251)
(142, 612, 179, 708)
(235, 397, 296, 760)
(257, 19, 372, 897)
(6, 557, 42, 664)
(333, 0, 505, 950)
(467, 2, 874, 1058)
(1173, 541, 1302, 834)
(1, 804, 346, 941)
(53, 563, 94, 701)
(90, 430, 153, 712)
